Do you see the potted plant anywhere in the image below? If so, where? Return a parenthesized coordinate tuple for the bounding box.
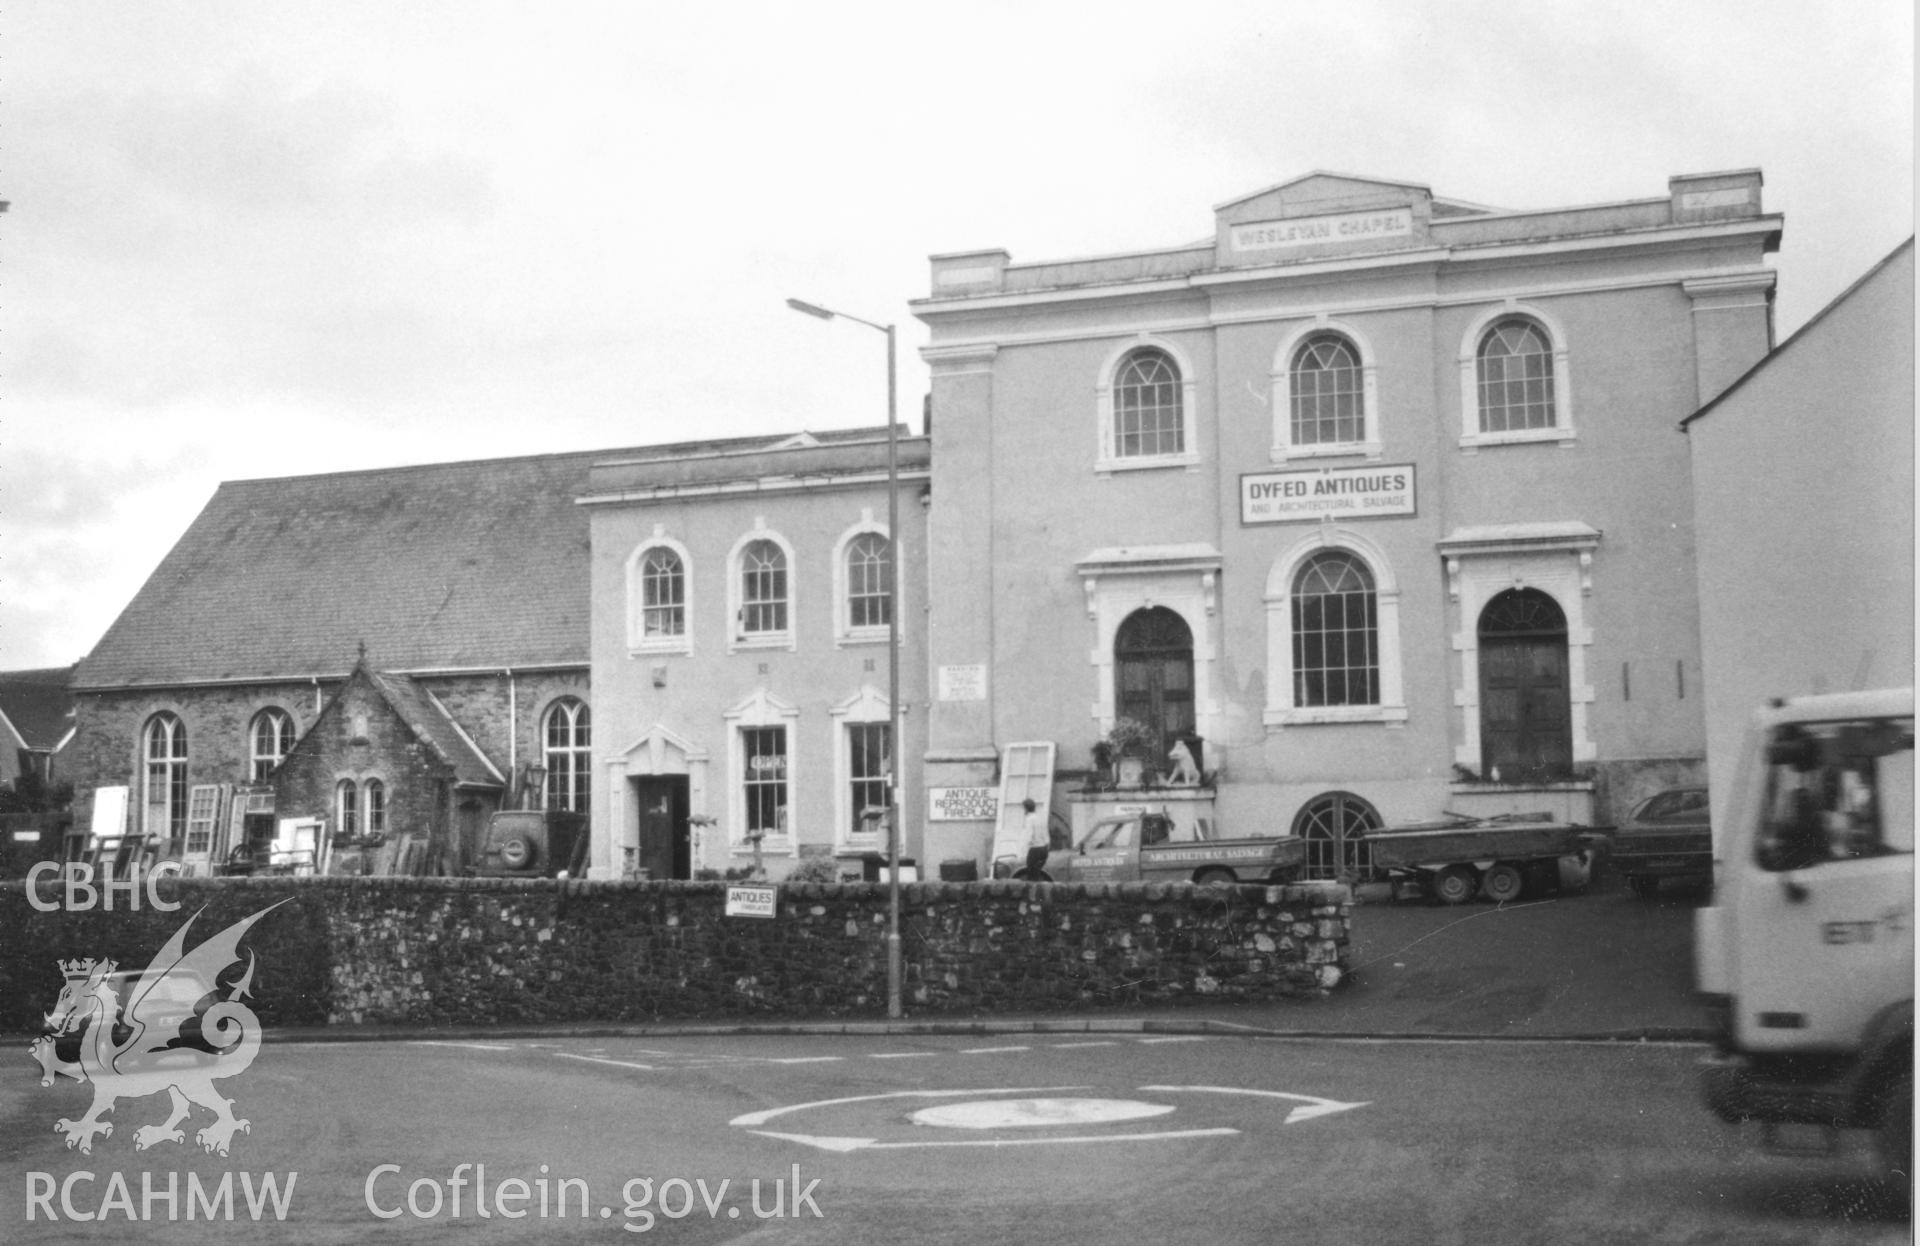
(1104, 718, 1155, 788)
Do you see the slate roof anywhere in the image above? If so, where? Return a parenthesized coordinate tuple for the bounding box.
(0, 667, 76, 750)
(76, 431, 885, 690)
(366, 671, 505, 788)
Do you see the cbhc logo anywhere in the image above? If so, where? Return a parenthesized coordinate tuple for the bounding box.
(25, 862, 183, 912)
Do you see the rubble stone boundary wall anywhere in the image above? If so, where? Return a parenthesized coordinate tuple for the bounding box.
(0, 876, 1351, 1032)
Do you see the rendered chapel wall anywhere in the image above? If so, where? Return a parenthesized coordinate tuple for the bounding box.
(0, 877, 1351, 1031)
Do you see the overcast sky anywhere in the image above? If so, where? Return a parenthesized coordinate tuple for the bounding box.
(5, 1, 1912, 672)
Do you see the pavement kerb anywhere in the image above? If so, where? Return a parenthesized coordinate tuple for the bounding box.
(251, 1017, 1710, 1046)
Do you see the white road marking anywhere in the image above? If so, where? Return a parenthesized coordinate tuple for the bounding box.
(911, 1098, 1176, 1129)
(765, 1056, 844, 1065)
(1047, 1041, 1119, 1049)
(1138, 1084, 1371, 1125)
(869, 1052, 938, 1059)
(731, 1087, 1094, 1128)
(1135, 1036, 1208, 1044)
(960, 1045, 1030, 1054)
(417, 1041, 515, 1051)
(750, 1127, 1240, 1151)
(556, 1052, 659, 1072)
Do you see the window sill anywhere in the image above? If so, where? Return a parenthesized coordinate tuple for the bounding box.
(730, 633, 795, 654)
(837, 628, 893, 648)
(630, 637, 692, 657)
(1095, 452, 1202, 475)
(1458, 427, 1576, 451)
(1264, 706, 1409, 728)
(731, 836, 794, 856)
(1269, 440, 1383, 464)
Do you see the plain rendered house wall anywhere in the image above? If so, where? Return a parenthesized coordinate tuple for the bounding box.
(588, 468, 929, 879)
(1689, 244, 1916, 840)
(921, 185, 1775, 861)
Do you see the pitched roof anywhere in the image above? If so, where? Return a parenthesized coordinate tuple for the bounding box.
(366, 671, 504, 788)
(0, 667, 76, 750)
(1682, 236, 1915, 429)
(76, 430, 885, 689)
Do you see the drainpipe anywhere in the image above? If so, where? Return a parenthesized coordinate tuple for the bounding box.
(311, 677, 321, 716)
(506, 669, 517, 781)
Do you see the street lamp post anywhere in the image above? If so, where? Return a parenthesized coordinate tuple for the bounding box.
(785, 297, 903, 1020)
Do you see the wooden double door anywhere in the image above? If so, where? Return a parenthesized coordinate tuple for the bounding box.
(1478, 589, 1573, 782)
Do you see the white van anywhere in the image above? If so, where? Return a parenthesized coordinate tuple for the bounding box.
(1695, 688, 1914, 1180)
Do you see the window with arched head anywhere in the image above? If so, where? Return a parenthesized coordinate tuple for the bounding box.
(739, 538, 789, 637)
(336, 778, 360, 838)
(1475, 318, 1556, 433)
(143, 712, 189, 840)
(543, 697, 591, 815)
(1293, 552, 1379, 707)
(250, 708, 295, 781)
(1112, 347, 1184, 459)
(1291, 791, 1382, 882)
(1290, 334, 1364, 447)
(846, 532, 891, 631)
(640, 546, 685, 640)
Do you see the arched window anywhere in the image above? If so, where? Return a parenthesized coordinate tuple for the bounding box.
(365, 779, 386, 836)
(845, 532, 892, 631)
(336, 778, 360, 838)
(1476, 318, 1556, 433)
(1290, 334, 1364, 447)
(1115, 607, 1195, 764)
(250, 709, 294, 781)
(1292, 791, 1382, 882)
(1112, 347, 1184, 459)
(1293, 552, 1379, 707)
(639, 546, 685, 640)
(739, 539, 789, 637)
(1478, 588, 1572, 781)
(143, 712, 189, 840)
(544, 698, 591, 815)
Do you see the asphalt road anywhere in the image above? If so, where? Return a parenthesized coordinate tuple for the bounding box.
(3, 1031, 1906, 1245)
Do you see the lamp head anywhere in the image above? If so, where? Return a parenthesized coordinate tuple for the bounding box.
(785, 298, 836, 321)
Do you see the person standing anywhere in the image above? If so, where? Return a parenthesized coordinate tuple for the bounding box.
(1022, 798, 1049, 879)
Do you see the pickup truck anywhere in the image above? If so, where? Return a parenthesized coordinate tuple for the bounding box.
(1023, 810, 1306, 886)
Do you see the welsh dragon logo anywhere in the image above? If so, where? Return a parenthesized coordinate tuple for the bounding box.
(30, 900, 286, 1157)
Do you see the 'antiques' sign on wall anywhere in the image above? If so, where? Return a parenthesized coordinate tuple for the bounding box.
(1241, 464, 1416, 524)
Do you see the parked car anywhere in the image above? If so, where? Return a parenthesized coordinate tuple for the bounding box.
(1608, 786, 1712, 897)
(471, 809, 588, 878)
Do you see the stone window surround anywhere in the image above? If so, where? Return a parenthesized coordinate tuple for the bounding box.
(1440, 523, 1602, 774)
(626, 526, 693, 656)
(541, 695, 592, 815)
(831, 511, 894, 648)
(1263, 526, 1408, 727)
(141, 709, 189, 840)
(1075, 544, 1221, 747)
(724, 687, 800, 855)
(1269, 317, 1383, 463)
(1094, 335, 1201, 474)
(830, 685, 893, 853)
(1457, 301, 1576, 450)
(726, 521, 797, 653)
(249, 706, 296, 782)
